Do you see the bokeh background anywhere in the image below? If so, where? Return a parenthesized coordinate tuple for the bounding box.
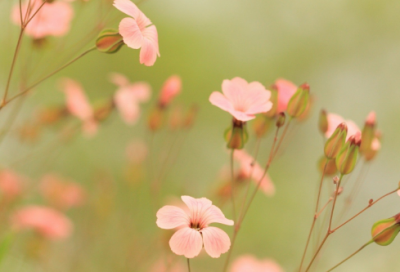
(1, 0, 400, 271)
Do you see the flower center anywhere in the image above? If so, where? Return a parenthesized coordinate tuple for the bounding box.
(190, 222, 202, 231)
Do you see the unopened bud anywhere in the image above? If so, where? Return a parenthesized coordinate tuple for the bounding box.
(335, 133, 361, 175)
(324, 123, 347, 159)
(360, 111, 377, 153)
(276, 112, 286, 128)
(318, 156, 337, 176)
(371, 214, 400, 246)
(252, 114, 273, 138)
(369, 199, 374, 206)
(224, 119, 248, 149)
(168, 106, 183, 130)
(287, 83, 310, 118)
(318, 109, 328, 134)
(297, 95, 314, 121)
(148, 106, 165, 131)
(96, 29, 124, 54)
(333, 176, 339, 184)
(36, 107, 66, 125)
(183, 105, 198, 129)
(333, 186, 343, 196)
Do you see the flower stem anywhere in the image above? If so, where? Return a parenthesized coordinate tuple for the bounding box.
(187, 258, 191, 272)
(230, 149, 236, 223)
(326, 240, 373, 272)
(2, 46, 97, 109)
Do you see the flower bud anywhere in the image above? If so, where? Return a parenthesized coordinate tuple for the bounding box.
(224, 119, 248, 149)
(318, 109, 328, 134)
(252, 114, 273, 138)
(335, 133, 361, 175)
(371, 213, 400, 246)
(276, 112, 286, 128)
(148, 106, 165, 132)
(36, 107, 66, 125)
(360, 111, 376, 154)
(324, 123, 347, 159)
(287, 83, 310, 118)
(96, 29, 124, 54)
(183, 105, 198, 129)
(317, 156, 337, 176)
(297, 95, 314, 121)
(168, 106, 183, 130)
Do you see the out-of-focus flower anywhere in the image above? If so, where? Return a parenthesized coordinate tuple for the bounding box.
(40, 174, 85, 210)
(230, 255, 284, 272)
(209, 77, 272, 122)
(0, 170, 23, 201)
(274, 78, 297, 113)
(159, 75, 182, 107)
(11, 0, 74, 39)
(156, 196, 233, 258)
(126, 139, 148, 164)
(149, 257, 186, 272)
(113, 0, 160, 66)
(110, 73, 151, 124)
(60, 78, 98, 137)
(11, 206, 73, 240)
(234, 150, 275, 196)
(325, 113, 359, 141)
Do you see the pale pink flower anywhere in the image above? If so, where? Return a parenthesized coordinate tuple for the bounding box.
(234, 150, 275, 196)
(11, 205, 72, 240)
(274, 78, 297, 113)
(230, 255, 284, 272)
(11, 0, 74, 39)
(126, 139, 148, 164)
(40, 174, 85, 210)
(0, 170, 23, 200)
(156, 196, 233, 258)
(60, 78, 98, 136)
(209, 77, 272, 122)
(159, 75, 182, 106)
(325, 113, 360, 141)
(110, 73, 151, 124)
(113, 0, 160, 66)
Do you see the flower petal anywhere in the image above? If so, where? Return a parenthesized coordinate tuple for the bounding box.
(60, 78, 93, 121)
(200, 205, 234, 226)
(119, 17, 143, 49)
(140, 25, 159, 66)
(113, 0, 140, 18)
(228, 110, 255, 122)
(275, 78, 297, 113)
(109, 73, 130, 87)
(242, 82, 272, 114)
(209, 92, 234, 113)
(169, 227, 202, 258)
(221, 79, 245, 110)
(202, 227, 231, 258)
(156, 205, 189, 229)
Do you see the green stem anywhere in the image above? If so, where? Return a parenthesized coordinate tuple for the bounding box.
(187, 258, 191, 272)
(230, 149, 236, 223)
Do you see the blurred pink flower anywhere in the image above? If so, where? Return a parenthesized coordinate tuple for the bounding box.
(234, 150, 275, 196)
(0, 170, 23, 200)
(156, 195, 233, 258)
(11, 206, 73, 240)
(11, 0, 74, 39)
(113, 0, 160, 66)
(40, 174, 85, 210)
(209, 77, 272, 121)
(149, 257, 186, 272)
(159, 75, 182, 107)
(274, 78, 297, 113)
(110, 73, 151, 124)
(325, 113, 360, 141)
(230, 255, 284, 272)
(126, 139, 148, 164)
(60, 78, 98, 137)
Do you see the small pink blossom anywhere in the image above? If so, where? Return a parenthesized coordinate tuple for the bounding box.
(209, 77, 272, 122)
(60, 78, 98, 137)
(159, 75, 182, 106)
(11, 205, 73, 240)
(234, 150, 275, 196)
(11, 0, 74, 39)
(110, 73, 151, 124)
(230, 255, 284, 272)
(156, 196, 233, 258)
(40, 174, 85, 210)
(0, 170, 23, 200)
(274, 78, 297, 113)
(325, 113, 360, 141)
(114, 0, 160, 66)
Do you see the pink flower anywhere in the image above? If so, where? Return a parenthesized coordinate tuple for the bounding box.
(156, 196, 233, 258)
(0, 170, 23, 200)
(230, 255, 284, 272)
(325, 113, 360, 141)
(209, 77, 272, 121)
(274, 78, 297, 113)
(40, 174, 85, 210)
(234, 150, 275, 196)
(60, 78, 98, 137)
(11, 0, 74, 39)
(113, 0, 160, 66)
(159, 75, 182, 106)
(11, 205, 73, 240)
